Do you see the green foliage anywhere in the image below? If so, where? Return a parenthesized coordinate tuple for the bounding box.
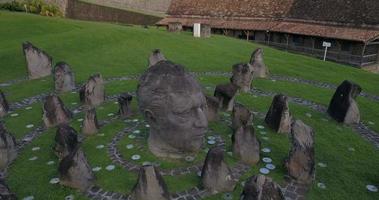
(0, 0, 61, 16)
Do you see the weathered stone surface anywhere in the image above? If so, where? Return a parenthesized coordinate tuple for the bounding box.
(249, 48, 269, 78)
(79, 74, 105, 107)
(201, 147, 236, 194)
(53, 62, 75, 92)
(0, 123, 17, 170)
(232, 126, 260, 165)
(285, 120, 315, 184)
(200, 24, 211, 38)
(118, 93, 133, 118)
(205, 95, 219, 122)
(0, 90, 9, 118)
(265, 94, 292, 134)
(240, 175, 285, 200)
(231, 63, 254, 92)
(232, 103, 253, 131)
(148, 49, 166, 68)
(54, 124, 79, 160)
(214, 83, 239, 111)
(82, 108, 99, 136)
(59, 147, 95, 192)
(327, 80, 361, 124)
(0, 180, 17, 200)
(168, 22, 182, 32)
(22, 41, 52, 79)
(137, 60, 208, 159)
(130, 165, 171, 200)
(42, 95, 72, 128)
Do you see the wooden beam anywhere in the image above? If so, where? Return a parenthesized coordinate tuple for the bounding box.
(360, 43, 367, 67)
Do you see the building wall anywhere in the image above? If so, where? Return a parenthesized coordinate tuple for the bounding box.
(45, 0, 68, 16)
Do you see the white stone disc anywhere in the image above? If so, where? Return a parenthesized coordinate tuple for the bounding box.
(77, 118, 83, 122)
(305, 113, 312, 118)
(65, 195, 75, 200)
(133, 130, 141, 134)
(207, 140, 216, 145)
(318, 162, 327, 168)
(46, 161, 55, 165)
(266, 164, 276, 170)
(262, 157, 272, 163)
(223, 193, 233, 200)
(197, 171, 202, 177)
(132, 119, 139, 122)
(22, 196, 34, 200)
(261, 148, 271, 153)
(49, 178, 60, 184)
(366, 185, 378, 192)
(257, 125, 265, 129)
(260, 131, 267, 135)
(114, 101, 119, 104)
(131, 155, 141, 160)
(25, 107, 33, 110)
(145, 124, 150, 128)
(128, 134, 136, 139)
(71, 102, 77, 105)
(10, 113, 19, 117)
(96, 145, 105, 149)
(97, 133, 105, 137)
(142, 161, 152, 166)
(105, 165, 115, 171)
(32, 147, 40, 151)
(126, 144, 134, 149)
(261, 137, 269, 141)
(368, 121, 375, 125)
(207, 136, 216, 140)
(317, 182, 326, 189)
(348, 147, 356, 152)
(259, 168, 270, 174)
(107, 113, 114, 117)
(92, 167, 102, 172)
(185, 156, 195, 162)
(26, 124, 34, 129)
(29, 156, 38, 161)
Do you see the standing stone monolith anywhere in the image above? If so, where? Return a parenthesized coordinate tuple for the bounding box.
(205, 95, 219, 122)
(59, 147, 95, 192)
(249, 48, 269, 78)
(22, 41, 52, 79)
(232, 126, 260, 165)
(130, 165, 171, 200)
(0, 180, 17, 200)
(285, 120, 315, 184)
(231, 63, 254, 92)
(214, 83, 239, 111)
(327, 80, 361, 124)
(201, 147, 237, 194)
(118, 93, 133, 118)
(240, 175, 285, 200)
(54, 62, 75, 93)
(0, 123, 17, 170)
(82, 108, 99, 136)
(0, 90, 9, 117)
(265, 94, 292, 134)
(232, 103, 253, 131)
(79, 74, 105, 107)
(42, 95, 72, 128)
(148, 49, 166, 68)
(54, 124, 79, 160)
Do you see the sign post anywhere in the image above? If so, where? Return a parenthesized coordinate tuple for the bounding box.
(193, 23, 201, 38)
(322, 41, 331, 61)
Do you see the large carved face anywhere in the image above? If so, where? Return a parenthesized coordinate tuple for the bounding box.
(137, 61, 208, 157)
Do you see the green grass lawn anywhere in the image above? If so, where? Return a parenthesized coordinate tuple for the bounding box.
(1, 11, 379, 200)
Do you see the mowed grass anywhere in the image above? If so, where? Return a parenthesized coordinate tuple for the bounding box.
(0, 11, 378, 200)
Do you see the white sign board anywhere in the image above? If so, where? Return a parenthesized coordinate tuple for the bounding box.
(322, 42, 331, 48)
(193, 23, 201, 38)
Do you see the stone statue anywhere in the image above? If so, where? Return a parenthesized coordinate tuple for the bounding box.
(240, 175, 284, 200)
(265, 94, 292, 134)
(0, 90, 9, 117)
(42, 95, 72, 128)
(0, 123, 17, 170)
(54, 62, 75, 93)
(232, 126, 260, 165)
(22, 41, 52, 80)
(249, 48, 269, 78)
(82, 108, 99, 136)
(214, 83, 239, 111)
(232, 103, 253, 131)
(118, 93, 133, 118)
(79, 74, 105, 107)
(137, 60, 208, 158)
(148, 49, 166, 68)
(54, 124, 79, 160)
(205, 95, 219, 122)
(230, 63, 254, 92)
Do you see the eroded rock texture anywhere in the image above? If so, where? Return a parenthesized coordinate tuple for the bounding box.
(0, 123, 17, 170)
(214, 83, 239, 111)
(285, 120, 315, 184)
(79, 74, 105, 107)
(0, 90, 9, 118)
(168, 22, 182, 32)
(232, 126, 260, 165)
(54, 62, 75, 92)
(265, 94, 292, 134)
(232, 103, 253, 131)
(42, 95, 72, 128)
(201, 147, 236, 194)
(0, 180, 17, 200)
(205, 95, 219, 122)
(82, 108, 99, 136)
(54, 124, 78, 160)
(59, 147, 95, 192)
(22, 41, 52, 79)
(327, 80, 361, 124)
(148, 49, 166, 68)
(249, 48, 269, 78)
(130, 165, 171, 200)
(118, 93, 133, 118)
(231, 63, 254, 92)
(240, 175, 285, 200)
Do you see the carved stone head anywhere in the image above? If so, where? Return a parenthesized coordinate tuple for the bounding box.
(137, 61, 208, 158)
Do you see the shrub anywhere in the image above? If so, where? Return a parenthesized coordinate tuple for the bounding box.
(0, 0, 62, 17)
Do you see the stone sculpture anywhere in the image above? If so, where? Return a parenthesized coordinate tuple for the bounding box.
(22, 41, 52, 79)
(201, 147, 236, 194)
(130, 165, 171, 200)
(54, 62, 75, 92)
(79, 74, 105, 107)
(214, 83, 239, 111)
(82, 108, 99, 136)
(240, 175, 285, 200)
(137, 60, 208, 159)
(205, 95, 219, 122)
(230, 63, 254, 92)
(249, 48, 269, 78)
(148, 49, 166, 68)
(232, 126, 260, 165)
(285, 120, 315, 184)
(0, 123, 17, 170)
(232, 103, 253, 131)
(0, 180, 17, 200)
(265, 94, 292, 134)
(0, 90, 9, 117)
(59, 147, 95, 192)
(42, 95, 72, 128)
(327, 80, 361, 124)
(54, 124, 79, 160)
(118, 93, 133, 118)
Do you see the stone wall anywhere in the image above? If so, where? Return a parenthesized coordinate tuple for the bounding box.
(45, 0, 68, 16)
